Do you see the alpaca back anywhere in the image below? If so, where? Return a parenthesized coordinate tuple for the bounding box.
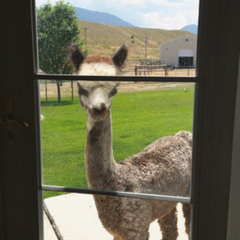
(175, 130, 192, 146)
(118, 134, 192, 197)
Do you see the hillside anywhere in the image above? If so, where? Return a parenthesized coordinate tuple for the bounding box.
(74, 7, 134, 27)
(78, 20, 197, 59)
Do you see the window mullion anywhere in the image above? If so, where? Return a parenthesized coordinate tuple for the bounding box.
(41, 185, 191, 203)
(35, 73, 199, 83)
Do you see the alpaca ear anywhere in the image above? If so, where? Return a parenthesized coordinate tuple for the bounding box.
(69, 44, 85, 71)
(112, 44, 128, 66)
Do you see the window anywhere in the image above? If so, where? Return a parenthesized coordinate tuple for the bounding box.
(36, 2, 196, 238)
(0, 1, 240, 240)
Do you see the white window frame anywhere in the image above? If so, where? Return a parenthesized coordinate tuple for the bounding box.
(0, 0, 240, 239)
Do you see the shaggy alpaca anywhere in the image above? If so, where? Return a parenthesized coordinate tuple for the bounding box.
(70, 44, 192, 240)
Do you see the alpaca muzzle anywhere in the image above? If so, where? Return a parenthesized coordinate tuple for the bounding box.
(89, 102, 108, 121)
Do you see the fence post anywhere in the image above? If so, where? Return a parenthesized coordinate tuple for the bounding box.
(165, 66, 169, 76)
(135, 66, 137, 76)
(45, 80, 48, 102)
(71, 81, 73, 101)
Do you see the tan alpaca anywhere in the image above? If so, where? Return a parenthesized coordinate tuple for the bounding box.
(70, 44, 192, 240)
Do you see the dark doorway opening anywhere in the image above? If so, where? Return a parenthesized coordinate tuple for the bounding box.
(179, 57, 194, 67)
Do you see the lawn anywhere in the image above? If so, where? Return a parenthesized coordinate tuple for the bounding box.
(41, 86, 194, 198)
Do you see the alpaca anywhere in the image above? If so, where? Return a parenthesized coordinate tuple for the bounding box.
(70, 44, 192, 240)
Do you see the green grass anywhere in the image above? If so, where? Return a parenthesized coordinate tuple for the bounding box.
(41, 87, 194, 198)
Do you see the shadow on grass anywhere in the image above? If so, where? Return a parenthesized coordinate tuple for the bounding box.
(41, 100, 75, 107)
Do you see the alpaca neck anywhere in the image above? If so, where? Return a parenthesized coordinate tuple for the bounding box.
(85, 112, 117, 187)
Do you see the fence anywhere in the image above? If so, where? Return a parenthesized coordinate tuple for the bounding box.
(39, 80, 78, 101)
(134, 64, 168, 76)
(39, 66, 196, 101)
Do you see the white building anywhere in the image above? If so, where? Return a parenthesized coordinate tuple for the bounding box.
(159, 35, 197, 68)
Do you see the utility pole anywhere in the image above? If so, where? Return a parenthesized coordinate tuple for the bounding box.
(144, 33, 148, 59)
(83, 27, 89, 51)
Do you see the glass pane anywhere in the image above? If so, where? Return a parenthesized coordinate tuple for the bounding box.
(35, 0, 199, 77)
(43, 192, 190, 239)
(36, 2, 196, 238)
(40, 80, 194, 198)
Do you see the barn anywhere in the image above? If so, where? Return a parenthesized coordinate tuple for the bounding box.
(159, 35, 197, 68)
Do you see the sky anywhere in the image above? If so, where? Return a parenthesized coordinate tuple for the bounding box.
(36, 0, 199, 30)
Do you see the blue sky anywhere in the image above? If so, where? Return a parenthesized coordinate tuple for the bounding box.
(36, 0, 199, 30)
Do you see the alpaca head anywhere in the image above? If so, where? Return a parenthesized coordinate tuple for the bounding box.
(76, 81, 119, 122)
(70, 44, 128, 123)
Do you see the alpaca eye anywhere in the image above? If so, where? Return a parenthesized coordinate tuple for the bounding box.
(79, 87, 89, 97)
(108, 87, 117, 98)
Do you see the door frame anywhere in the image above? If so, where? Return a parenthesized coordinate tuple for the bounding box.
(0, 0, 240, 239)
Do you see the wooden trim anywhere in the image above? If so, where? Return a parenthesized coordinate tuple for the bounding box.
(227, 53, 240, 240)
(191, 0, 240, 239)
(0, 1, 43, 239)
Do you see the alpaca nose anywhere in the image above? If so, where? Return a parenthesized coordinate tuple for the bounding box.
(92, 100, 106, 113)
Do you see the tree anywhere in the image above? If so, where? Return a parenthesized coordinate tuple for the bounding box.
(37, 1, 86, 102)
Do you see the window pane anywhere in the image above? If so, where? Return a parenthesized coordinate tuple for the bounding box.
(35, 0, 199, 77)
(36, 2, 196, 238)
(43, 192, 190, 239)
(40, 81, 194, 198)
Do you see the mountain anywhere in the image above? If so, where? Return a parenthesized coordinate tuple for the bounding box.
(74, 7, 135, 27)
(180, 24, 198, 34)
